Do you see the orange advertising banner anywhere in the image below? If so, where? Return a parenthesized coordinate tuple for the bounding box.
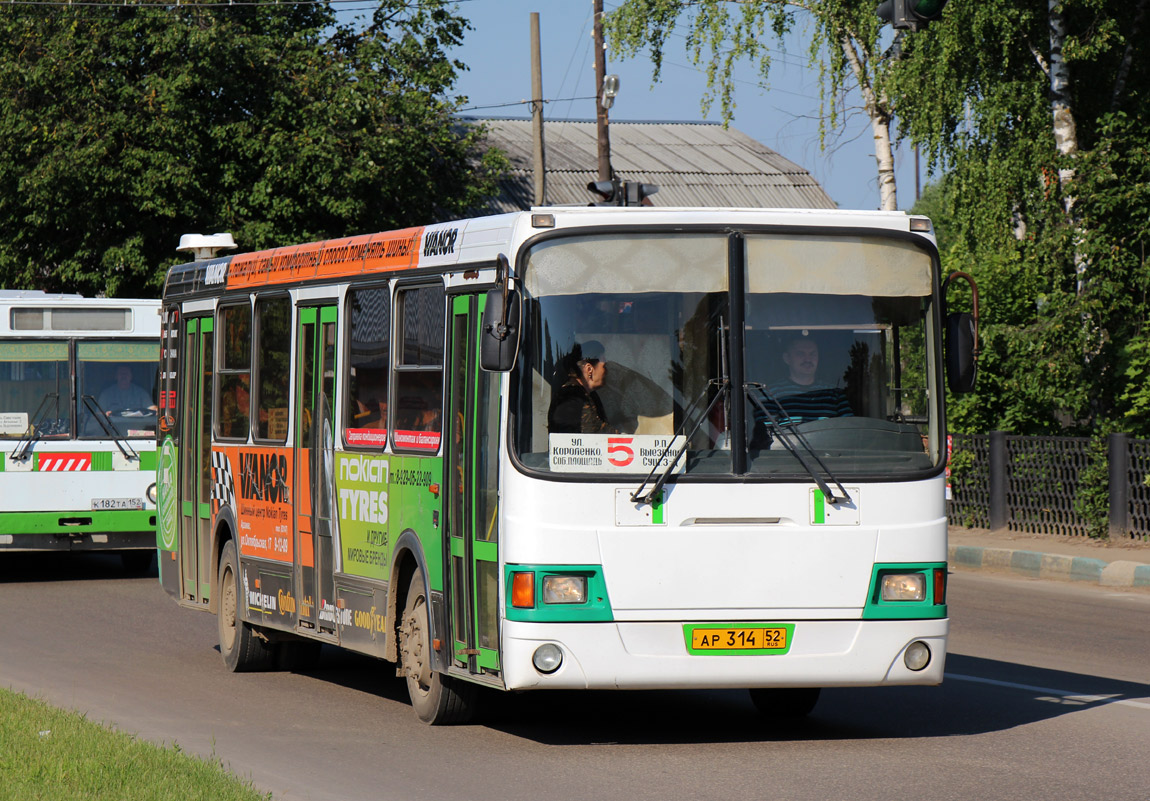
(226, 227, 424, 290)
(214, 445, 295, 563)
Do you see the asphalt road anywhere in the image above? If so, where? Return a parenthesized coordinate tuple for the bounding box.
(1, 554, 1148, 801)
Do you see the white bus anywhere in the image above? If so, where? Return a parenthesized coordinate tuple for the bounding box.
(157, 207, 976, 723)
(1, 292, 161, 573)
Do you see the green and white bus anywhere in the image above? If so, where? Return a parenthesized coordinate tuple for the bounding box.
(157, 207, 976, 723)
(1, 291, 161, 573)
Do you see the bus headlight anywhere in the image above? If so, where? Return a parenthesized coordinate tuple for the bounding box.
(146, 483, 158, 504)
(904, 641, 931, 671)
(881, 572, 925, 601)
(532, 643, 564, 674)
(542, 575, 587, 604)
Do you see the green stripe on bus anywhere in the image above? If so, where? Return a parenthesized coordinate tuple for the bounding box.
(812, 489, 825, 524)
(25, 445, 157, 471)
(0, 509, 156, 535)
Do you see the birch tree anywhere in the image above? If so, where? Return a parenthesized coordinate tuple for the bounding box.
(894, 0, 1150, 433)
(606, 0, 902, 210)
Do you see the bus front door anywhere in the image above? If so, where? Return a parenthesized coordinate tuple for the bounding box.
(294, 305, 339, 636)
(179, 316, 213, 606)
(446, 294, 501, 676)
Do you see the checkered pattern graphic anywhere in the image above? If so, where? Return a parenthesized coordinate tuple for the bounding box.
(210, 450, 236, 510)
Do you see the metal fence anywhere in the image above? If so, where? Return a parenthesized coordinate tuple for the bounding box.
(948, 432, 1150, 541)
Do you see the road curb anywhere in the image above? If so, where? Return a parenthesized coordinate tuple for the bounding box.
(948, 544, 1150, 588)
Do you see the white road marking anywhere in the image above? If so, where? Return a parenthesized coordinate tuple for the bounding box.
(946, 673, 1150, 711)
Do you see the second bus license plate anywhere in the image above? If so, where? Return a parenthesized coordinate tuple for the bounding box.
(688, 625, 789, 653)
(92, 497, 144, 511)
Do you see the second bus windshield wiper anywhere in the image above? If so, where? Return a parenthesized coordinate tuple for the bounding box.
(10, 392, 58, 462)
(745, 383, 851, 505)
(82, 395, 139, 461)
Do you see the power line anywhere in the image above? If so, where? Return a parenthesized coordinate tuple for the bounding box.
(458, 95, 596, 113)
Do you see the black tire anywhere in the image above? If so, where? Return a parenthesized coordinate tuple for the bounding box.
(748, 687, 821, 719)
(218, 540, 275, 672)
(120, 550, 154, 576)
(398, 568, 476, 725)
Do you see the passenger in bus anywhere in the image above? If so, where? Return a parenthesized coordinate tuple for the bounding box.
(219, 381, 251, 438)
(353, 396, 382, 428)
(753, 335, 852, 436)
(547, 341, 618, 435)
(99, 365, 156, 415)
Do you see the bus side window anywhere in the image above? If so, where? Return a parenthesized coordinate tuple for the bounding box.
(254, 295, 291, 442)
(216, 302, 252, 440)
(345, 285, 391, 447)
(392, 284, 445, 450)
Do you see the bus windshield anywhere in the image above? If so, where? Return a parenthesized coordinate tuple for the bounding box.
(513, 231, 941, 478)
(0, 341, 72, 439)
(77, 340, 160, 439)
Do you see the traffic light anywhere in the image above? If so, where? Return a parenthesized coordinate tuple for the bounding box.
(876, 0, 948, 31)
(587, 179, 659, 206)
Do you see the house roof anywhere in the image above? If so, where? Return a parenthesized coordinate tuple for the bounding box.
(467, 117, 836, 213)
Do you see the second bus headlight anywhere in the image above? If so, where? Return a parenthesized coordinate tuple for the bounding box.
(881, 573, 926, 601)
(542, 575, 587, 604)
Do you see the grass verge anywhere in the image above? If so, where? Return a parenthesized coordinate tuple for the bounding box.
(0, 687, 270, 800)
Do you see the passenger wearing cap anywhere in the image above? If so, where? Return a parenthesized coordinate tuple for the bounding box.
(547, 340, 617, 434)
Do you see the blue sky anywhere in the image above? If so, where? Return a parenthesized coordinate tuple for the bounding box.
(440, 0, 927, 211)
(337, 0, 927, 210)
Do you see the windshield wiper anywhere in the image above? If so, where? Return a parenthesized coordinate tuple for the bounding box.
(630, 378, 728, 506)
(81, 395, 139, 461)
(10, 392, 59, 462)
(745, 382, 851, 505)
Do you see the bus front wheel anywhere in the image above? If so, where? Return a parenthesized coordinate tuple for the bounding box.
(399, 568, 476, 725)
(218, 540, 275, 672)
(748, 687, 821, 718)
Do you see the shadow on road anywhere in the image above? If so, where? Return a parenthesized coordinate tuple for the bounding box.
(279, 649, 1150, 745)
(0, 551, 157, 582)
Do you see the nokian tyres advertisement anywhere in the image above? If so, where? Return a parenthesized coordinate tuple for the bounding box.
(336, 453, 392, 580)
(335, 451, 442, 583)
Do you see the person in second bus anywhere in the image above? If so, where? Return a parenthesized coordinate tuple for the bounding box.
(547, 341, 617, 434)
(99, 365, 156, 415)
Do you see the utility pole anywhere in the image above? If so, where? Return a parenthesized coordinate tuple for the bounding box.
(592, 0, 612, 182)
(530, 12, 547, 206)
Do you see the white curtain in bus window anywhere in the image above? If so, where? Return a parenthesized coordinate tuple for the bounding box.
(743, 233, 937, 471)
(77, 340, 159, 439)
(345, 286, 390, 448)
(0, 341, 71, 438)
(519, 234, 729, 472)
(393, 285, 444, 452)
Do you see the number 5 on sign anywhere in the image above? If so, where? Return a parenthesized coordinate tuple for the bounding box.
(607, 436, 634, 467)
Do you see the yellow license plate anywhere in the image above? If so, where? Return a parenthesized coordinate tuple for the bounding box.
(690, 627, 788, 651)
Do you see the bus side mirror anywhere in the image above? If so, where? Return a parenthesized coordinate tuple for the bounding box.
(480, 287, 521, 372)
(946, 312, 977, 393)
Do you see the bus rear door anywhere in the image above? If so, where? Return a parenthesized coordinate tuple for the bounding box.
(294, 305, 339, 636)
(179, 316, 212, 605)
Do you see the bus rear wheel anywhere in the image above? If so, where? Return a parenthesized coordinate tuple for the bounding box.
(399, 568, 476, 725)
(748, 687, 821, 718)
(218, 540, 275, 672)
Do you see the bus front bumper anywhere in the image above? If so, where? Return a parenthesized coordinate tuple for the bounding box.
(0, 530, 156, 552)
(500, 618, 948, 691)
